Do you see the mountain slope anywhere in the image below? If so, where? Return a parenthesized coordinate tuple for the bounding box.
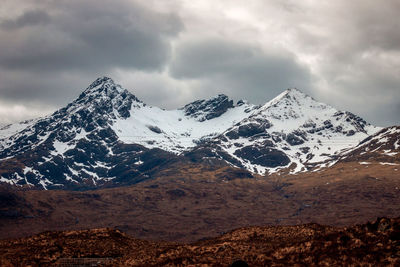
(1, 157, 400, 242)
(189, 88, 380, 174)
(0, 77, 383, 189)
(0, 77, 178, 189)
(111, 94, 257, 153)
(339, 126, 400, 164)
(0, 77, 256, 189)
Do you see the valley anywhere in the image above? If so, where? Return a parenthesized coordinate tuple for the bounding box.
(1, 159, 399, 243)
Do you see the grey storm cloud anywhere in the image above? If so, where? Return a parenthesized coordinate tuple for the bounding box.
(0, 0, 183, 72)
(169, 38, 312, 103)
(0, 9, 50, 30)
(0, 0, 183, 107)
(0, 0, 399, 126)
(291, 1, 400, 126)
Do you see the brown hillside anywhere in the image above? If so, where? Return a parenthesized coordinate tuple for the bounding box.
(1, 159, 400, 242)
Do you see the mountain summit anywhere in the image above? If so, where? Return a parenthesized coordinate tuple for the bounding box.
(72, 76, 140, 119)
(213, 86, 378, 173)
(0, 77, 381, 189)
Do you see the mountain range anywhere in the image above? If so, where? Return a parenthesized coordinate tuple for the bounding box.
(0, 77, 393, 190)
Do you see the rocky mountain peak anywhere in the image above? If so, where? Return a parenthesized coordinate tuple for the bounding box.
(262, 88, 317, 110)
(0, 78, 141, 165)
(217, 87, 381, 175)
(66, 77, 141, 120)
(283, 87, 307, 96)
(87, 76, 114, 90)
(76, 76, 137, 102)
(181, 94, 234, 121)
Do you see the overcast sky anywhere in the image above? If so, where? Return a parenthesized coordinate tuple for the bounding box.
(0, 0, 399, 126)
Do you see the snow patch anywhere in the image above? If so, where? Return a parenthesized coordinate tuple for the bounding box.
(379, 162, 399, 166)
(394, 139, 400, 150)
(383, 149, 398, 157)
(51, 140, 74, 156)
(111, 101, 256, 153)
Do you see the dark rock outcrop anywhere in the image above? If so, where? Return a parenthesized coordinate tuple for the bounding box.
(234, 146, 290, 168)
(181, 94, 234, 121)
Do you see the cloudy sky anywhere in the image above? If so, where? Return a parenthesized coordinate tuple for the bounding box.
(0, 0, 399, 126)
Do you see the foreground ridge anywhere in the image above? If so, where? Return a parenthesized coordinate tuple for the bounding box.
(1, 217, 399, 266)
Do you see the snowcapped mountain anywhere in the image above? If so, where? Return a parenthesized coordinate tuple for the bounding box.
(0, 77, 382, 189)
(0, 77, 256, 189)
(198, 88, 380, 174)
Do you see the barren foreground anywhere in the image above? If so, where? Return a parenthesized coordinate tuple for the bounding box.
(1, 217, 399, 266)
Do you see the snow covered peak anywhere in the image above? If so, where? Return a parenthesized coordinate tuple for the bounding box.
(78, 76, 135, 101)
(181, 94, 235, 121)
(87, 76, 114, 89)
(214, 87, 381, 175)
(262, 88, 319, 110)
(284, 87, 307, 96)
(67, 77, 141, 120)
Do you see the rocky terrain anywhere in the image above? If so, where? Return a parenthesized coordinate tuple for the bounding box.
(1, 217, 399, 266)
(0, 77, 381, 190)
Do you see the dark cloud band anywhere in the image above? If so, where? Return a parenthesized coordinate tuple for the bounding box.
(0, 0, 398, 126)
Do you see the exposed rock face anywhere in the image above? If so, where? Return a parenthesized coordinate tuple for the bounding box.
(234, 146, 290, 168)
(237, 122, 271, 138)
(285, 134, 302, 146)
(181, 94, 234, 121)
